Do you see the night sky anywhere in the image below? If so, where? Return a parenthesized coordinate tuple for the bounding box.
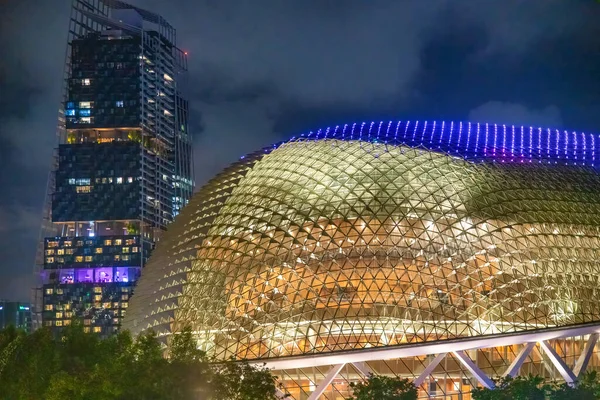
(0, 0, 599, 301)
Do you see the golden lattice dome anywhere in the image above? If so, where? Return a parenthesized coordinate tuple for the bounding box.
(123, 121, 600, 362)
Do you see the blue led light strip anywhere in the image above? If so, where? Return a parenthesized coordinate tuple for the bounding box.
(280, 120, 600, 168)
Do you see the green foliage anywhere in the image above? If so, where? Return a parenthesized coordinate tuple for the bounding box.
(0, 324, 281, 400)
(127, 130, 142, 142)
(472, 375, 550, 400)
(473, 372, 600, 400)
(349, 374, 417, 400)
(212, 360, 284, 400)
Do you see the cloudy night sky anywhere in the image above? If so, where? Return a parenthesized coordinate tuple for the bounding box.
(0, 0, 599, 301)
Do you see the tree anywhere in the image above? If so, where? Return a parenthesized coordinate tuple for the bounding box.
(211, 360, 284, 400)
(550, 371, 600, 400)
(0, 324, 283, 400)
(472, 375, 551, 400)
(349, 374, 417, 400)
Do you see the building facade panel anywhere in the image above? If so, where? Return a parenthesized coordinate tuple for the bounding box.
(34, 0, 193, 336)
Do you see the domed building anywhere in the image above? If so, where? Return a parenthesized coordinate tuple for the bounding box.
(124, 121, 600, 399)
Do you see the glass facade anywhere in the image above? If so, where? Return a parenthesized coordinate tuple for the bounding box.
(124, 121, 600, 398)
(0, 302, 31, 332)
(34, 0, 193, 336)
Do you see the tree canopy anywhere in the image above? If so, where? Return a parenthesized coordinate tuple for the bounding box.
(349, 374, 417, 400)
(0, 324, 285, 400)
(472, 373, 600, 400)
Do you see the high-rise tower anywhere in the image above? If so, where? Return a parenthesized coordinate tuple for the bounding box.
(32, 0, 193, 336)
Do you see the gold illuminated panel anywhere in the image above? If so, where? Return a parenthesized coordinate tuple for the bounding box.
(125, 139, 600, 363)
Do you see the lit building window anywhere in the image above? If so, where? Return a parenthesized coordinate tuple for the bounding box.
(79, 101, 92, 108)
(65, 109, 76, 116)
(79, 109, 91, 117)
(82, 78, 91, 86)
(116, 177, 123, 184)
(127, 177, 133, 183)
(76, 185, 92, 193)
(95, 248, 103, 254)
(116, 100, 124, 107)
(79, 117, 92, 124)
(45, 288, 53, 295)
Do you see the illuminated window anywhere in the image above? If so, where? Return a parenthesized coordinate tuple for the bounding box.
(93, 327, 101, 333)
(45, 288, 53, 295)
(95, 248, 103, 254)
(115, 239, 122, 245)
(116, 177, 123, 184)
(79, 117, 91, 124)
(79, 101, 92, 108)
(45, 249, 55, 255)
(46, 257, 54, 263)
(114, 255, 121, 261)
(132, 246, 139, 253)
(75, 256, 83, 262)
(56, 289, 63, 295)
(122, 247, 129, 253)
(94, 295, 102, 301)
(57, 249, 64, 255)
(56, 312, 63, 318)
(85, 256, 93, 262)
(104, 239, 112, 246)
(64, 320, 72, 326)
(122, 255, 130, 261)
(48, 241, 59, 248)
(66, 249, 74, 255)
(79, 109, 91, 117)
(127, 177, 133, 183)
(45, 304, 53, 311)
(64, 240, 72, 247)
(55, 321, 63, 327)
(116, 100, 124, 107)
(82, 78, 91, 86)
(65, 109, 76, 116)
(76, 185, 92, 193)
(94, 287, 102, 293)
(84, 327, 90, 333)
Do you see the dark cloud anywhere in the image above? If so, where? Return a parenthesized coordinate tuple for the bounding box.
(1, 0, 599, 301)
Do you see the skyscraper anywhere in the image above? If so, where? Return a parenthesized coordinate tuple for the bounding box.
(0, 301, 31, 333)
(32, 0, 193, 336)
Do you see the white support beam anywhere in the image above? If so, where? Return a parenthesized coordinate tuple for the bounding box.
(503, 342, 536, 378)
(573, 333, 598, 378)
(259, 323, 600, 370)
(413, 353, 447, 387)
(307, 363, 346, 400)
(538, 341, 576, 384)
(351, 362, 372, 377)
(453, 351, 495, 389)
